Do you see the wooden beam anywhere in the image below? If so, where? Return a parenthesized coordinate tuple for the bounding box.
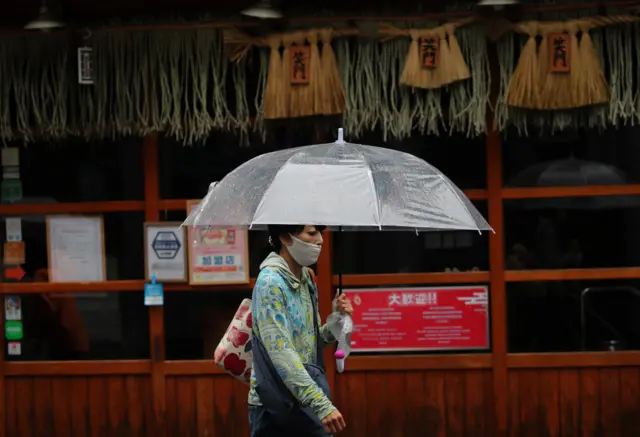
(0, 279, 256, 294)
(334, 271, 490, 287)
(486, 44, 508, 436)
(507, 352, 640, 368)
(4, 361, 151, 376)
(143, 133, 167, 437)
(346, 354, 492, 371)
(505, 267, 640, 282)
(502, 185, 640, 199)
(317, 230, 337, 394)
(0, 200, 144, 215)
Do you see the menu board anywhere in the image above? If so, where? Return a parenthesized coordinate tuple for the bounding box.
(343, 286, 489, 352)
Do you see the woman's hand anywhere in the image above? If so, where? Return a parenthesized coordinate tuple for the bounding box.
(336, 293, 353, 315)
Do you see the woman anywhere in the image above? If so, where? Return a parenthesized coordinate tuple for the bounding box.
(249, 225, 353, 437)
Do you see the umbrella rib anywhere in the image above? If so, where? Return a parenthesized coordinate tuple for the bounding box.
(355, 148, 382, 230)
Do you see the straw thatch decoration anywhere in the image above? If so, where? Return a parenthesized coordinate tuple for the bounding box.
(506, 15, 640, 111)
(336, 21, 489, 139)
(223, 27, 354, 120)
(379, 19, 473, 90)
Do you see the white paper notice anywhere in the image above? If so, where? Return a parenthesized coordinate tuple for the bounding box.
(7, 342, 21, 356)
(5, 218, 22, 242)
(47, 216, 105, 283)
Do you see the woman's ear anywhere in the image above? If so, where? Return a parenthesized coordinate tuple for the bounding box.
(279, 234, 293, 247)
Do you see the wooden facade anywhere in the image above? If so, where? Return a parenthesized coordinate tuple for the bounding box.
(1, 127, 639, 437)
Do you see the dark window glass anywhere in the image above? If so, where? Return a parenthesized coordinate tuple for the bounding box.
(4, 292, 149, 361)
(0, 212, 145, 280)
(159, 131, 485, 199)
(158, 129, 316, 199)
(356, 132, 487, 189)
(1, 138, 144, 203)
(335, 202, 489, 274)
(164, 290, 251, 360)
(502, 126, 640, 187)
(504, 197, 640, 269)
(508, 279, 640, 353)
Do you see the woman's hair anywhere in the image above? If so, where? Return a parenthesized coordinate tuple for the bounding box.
(264, 224, 327, 256)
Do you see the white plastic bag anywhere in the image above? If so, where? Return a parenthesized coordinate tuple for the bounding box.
(325, 293, 353, 372)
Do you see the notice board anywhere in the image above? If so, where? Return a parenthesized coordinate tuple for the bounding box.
(343, 286, 490, 352)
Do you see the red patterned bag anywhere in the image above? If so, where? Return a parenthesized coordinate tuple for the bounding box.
(213, 268, 316, 384)
(214, 298, 253, 384)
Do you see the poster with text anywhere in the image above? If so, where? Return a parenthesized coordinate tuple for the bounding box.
(186, 200, 250, 285)
(47, 216, 106, 283)
(144, 222, 187, 282)
(343, 286, 489, 352)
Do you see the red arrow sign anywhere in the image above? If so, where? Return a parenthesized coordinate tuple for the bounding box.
(4, 265, 25, 281)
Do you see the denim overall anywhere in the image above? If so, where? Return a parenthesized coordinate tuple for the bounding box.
(249, 273, 331, 437)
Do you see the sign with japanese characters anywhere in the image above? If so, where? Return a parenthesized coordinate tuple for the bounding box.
(144, 222, 187, 283)
(186, 200, 250, 286)
(343, 286, 490, 352)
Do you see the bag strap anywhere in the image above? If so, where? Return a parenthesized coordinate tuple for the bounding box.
(305, 272, 325, 371)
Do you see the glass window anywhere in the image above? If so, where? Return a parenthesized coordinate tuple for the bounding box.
(356, 132, 487, 189)
(1, 138, 144, 202)
(504, 197, 640, 269)
(159, 131, 486, 199)
(3, 292, 149, 361)
(0, 212, 145, 280)
(335, 202, 489, 274)
(158, 129, 316, 199)
(508, 279, 640, 353)
(502, 126, 640, 187)
(164, 290, 251, 360)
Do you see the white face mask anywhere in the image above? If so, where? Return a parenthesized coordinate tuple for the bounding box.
(286, 234, 322, 267)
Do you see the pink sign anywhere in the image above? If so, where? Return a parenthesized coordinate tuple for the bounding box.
(344, 286, 489, 352)
(187, 201, 250, 285)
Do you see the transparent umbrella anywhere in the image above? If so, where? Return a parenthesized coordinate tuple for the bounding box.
(183, 129, 492, 233)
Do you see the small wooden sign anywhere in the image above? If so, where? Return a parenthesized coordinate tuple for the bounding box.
(549, 33, 571, 73)
(420, 35, 440, 68)
(290, 45, 311, 85)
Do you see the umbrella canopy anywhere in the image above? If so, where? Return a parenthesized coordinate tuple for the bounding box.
(184, 129, 492, 232)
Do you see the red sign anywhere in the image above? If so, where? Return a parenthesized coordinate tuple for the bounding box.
(345, 286, 489, 352)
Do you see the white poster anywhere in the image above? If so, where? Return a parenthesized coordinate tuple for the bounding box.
(4, 296, 21, 320)
(144, 222, 187, 282)
(47, 216, 106, 283)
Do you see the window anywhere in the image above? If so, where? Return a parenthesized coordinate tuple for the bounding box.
(4, 292, 149, 361)
(0, 212, 145, 280)
(335, 202, 489, 274)
(502, 126, 640, 187)
(158, 129, 316, 199)
(507, 279, 640, 353)
(1, 138, 144, 202)
(164, 290, 251, 360)
(504, 197, 640, 269)
(358, 132, 487, 189)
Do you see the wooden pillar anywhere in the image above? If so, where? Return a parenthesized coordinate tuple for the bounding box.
(143, 133, 166, 437)
(0, 279, 4, 437)
(313, 127, 337, 393)
(487, 40, 508, 437)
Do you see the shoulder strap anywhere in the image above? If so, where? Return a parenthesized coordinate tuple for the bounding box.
(306, 267, 317, 284)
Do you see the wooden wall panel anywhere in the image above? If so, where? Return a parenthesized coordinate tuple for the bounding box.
(165, 375, 249, 437)
(334, 370, 494, 437)
(5, 376, 152, 437)
(507, 368, 640, 437)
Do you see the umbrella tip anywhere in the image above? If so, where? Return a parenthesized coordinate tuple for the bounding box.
(337, 128, 344, 143)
